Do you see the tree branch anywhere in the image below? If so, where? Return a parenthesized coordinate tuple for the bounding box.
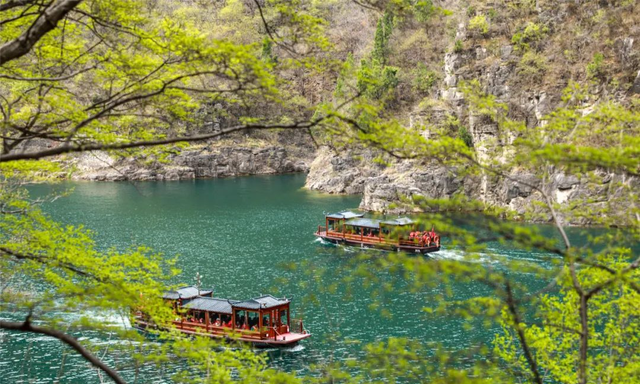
(0, 0, 35, 13)
(0, 0, 83, 66)
(505, 280, 543, 384)
(0, 119, 323, 162)
(0, 319, 126, 384)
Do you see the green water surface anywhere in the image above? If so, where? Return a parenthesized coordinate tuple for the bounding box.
(1, 174, 566, 382)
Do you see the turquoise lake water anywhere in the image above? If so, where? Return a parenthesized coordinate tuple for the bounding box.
(1, 174, 574, 382)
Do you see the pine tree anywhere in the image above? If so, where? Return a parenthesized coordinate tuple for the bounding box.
(261, 37, 276, 64)
(372, 11, 393, 66)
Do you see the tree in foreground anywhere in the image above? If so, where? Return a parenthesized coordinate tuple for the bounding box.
(1, 0, 328, 382)
(1, 1, 640, 383)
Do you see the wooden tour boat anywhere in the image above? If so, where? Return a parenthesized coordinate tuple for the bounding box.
(315, 211, 441, 255)
(134, 286, 310, 348)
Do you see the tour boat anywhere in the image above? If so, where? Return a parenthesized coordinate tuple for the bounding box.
(315, 211, 441, 255)
(133, 286, 310, 348)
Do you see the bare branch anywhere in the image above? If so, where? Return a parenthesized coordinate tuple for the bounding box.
(0, 63, 98, 81)
(0, 119, 324, 162)
(505, 280, 543, 384)
(0, 0, 35, 13)
(0, 319, 126, 384)
(0, 0, 83, 66)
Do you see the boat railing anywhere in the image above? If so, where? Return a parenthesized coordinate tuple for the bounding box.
(290, 318, 305, 334)
(325, 231, 439, 249)
(173, 320, 268, 340)
(317, 225, 326, 234)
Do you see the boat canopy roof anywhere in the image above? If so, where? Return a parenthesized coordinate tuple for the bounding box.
(345, 218, 381, 229)
(344, 217, 416, 229)
(175, 289, 290, 313)
(233, 295, 290, 310)
(326, 211, 365, 220)
(184, 297, 237, 314)
(382, 217, 415, 226)
(163, 286, 213, 300)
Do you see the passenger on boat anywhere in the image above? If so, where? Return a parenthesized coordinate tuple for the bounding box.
(423, 232, 430, 246)
(409, 231, 415, 239)
(251, 325, 258, 331)
(214, 318, 221, 327)
(224, 319, 232, 328)
(241, 322, 249, 330)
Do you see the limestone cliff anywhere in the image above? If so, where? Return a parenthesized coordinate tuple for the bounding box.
(305, 0, 640, 224)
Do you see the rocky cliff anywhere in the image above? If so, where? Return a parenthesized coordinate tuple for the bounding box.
(304, 0, 640, 224)
(71, 145, 310, 181)
(65, 0, 639, 225)
(69, 130, 315, 181)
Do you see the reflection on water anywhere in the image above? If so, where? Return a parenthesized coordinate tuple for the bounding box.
(2, 174, 567, 382)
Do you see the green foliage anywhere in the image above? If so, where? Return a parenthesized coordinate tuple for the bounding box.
(334, 53, 356, 102)
(261, 38, 277, 64)
(495, 256, 640, 383)
(458, 125, 474, 148)
(454, 39, 464, 53)
(357, 59, 400, 101)
(355, 10, 400, 102)
(517, 51, 548, 79)
(0, 0, 333, 382)
(468, 15, 489, 36)
(2, 2, 640, 383)
(412, 63, 438, 95)
(586, 53, 606, 80)
(512, 22, 549, 52)
(414, 0, 435, 24)
(372, 11, 394, 66)
(467, 6, 476, 17)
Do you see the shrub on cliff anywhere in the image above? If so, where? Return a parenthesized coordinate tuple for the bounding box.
(512, 22, 549, 52)
(469, 14, 490, 36)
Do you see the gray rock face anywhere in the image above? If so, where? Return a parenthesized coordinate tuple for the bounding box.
(305, 146, 637, 225)
(631, 70, 640, 94)
(71, 145, 310, 181)
(304, 147, 376, 194)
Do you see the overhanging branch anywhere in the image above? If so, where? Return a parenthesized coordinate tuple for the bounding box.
(0, 0, 83, 66)
(0, 119, 323, 162)
(0, 319, 126, 384)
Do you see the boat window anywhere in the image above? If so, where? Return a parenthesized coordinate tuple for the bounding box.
(210, 312, 222, 324)
(247, 311, 259, 329)
(262, 313, 271, 328)
(235, 310, 247, 328)
(365, 229, 380, 237)
(279, 309, 288, 326)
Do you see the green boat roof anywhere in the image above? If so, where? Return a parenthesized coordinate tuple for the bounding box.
(342, 216, 416, 229)
(326, 211, 365, 220)
(382, 217, 415, 226)
(345, 218, 381, 228)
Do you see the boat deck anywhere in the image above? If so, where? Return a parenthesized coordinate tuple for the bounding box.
(316, 230, 440, 254)
(134, 318, 310, 347)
